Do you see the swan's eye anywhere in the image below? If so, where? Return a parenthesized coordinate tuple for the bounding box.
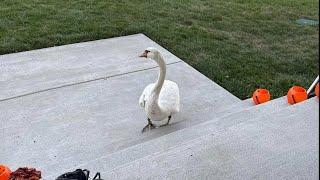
(145, 50, 150, 54)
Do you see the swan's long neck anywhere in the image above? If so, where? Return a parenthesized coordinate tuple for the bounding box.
(153, 53, 166, 95)
(147, 52, 167, 118)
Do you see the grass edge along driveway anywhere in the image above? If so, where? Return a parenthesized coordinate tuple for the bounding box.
(0, 0, 318, 99)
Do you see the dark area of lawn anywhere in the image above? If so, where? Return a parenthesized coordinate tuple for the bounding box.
(0, 0, 318, 99)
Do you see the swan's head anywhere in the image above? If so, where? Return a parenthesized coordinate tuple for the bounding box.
(139, 47, 160, 60)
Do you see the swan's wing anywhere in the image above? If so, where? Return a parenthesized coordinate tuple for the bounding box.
(158, 80, 180, 113)
(139, 83, 155, 108)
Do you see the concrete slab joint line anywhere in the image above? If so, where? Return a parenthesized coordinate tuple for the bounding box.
(0, 61, 182, 102)
(1, 34, 203, 101)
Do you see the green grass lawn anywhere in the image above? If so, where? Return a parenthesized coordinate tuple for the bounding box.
(0, 0, 318, 99)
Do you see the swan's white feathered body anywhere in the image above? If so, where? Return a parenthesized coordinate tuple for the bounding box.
(138, 47, 180, 127)
(139, 80, 180, 121)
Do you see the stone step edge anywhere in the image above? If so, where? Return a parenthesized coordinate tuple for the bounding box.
(102, 97, 318, 178)
(45, 96, 293, 178)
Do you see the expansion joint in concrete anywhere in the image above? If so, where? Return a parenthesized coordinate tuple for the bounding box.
(0, 61, 182, 102)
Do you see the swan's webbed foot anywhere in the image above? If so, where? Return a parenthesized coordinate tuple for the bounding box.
(141, 118, 155, 133)
(160, 115, 172, 127)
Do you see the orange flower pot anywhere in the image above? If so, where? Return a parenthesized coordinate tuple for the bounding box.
(315, 83, 319, 98)
(287, 86, 307, 105)
(0, 165, 11, 180)
(252, 89, 271, 105)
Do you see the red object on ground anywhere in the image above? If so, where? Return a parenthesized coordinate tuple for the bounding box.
(315, 83, 319, 98)
(9, 167, 41, 180)
(252, 89, 271, 105)
(0, 164, 11, 180)
(287, 86, 307, 105)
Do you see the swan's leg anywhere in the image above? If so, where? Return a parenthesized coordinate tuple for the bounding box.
(141, 118, 155, 133)
(166, 115, 172, 125)
(160, 116, 172, 127)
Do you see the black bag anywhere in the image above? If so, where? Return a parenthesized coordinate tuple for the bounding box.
(56, 169, 102, 180)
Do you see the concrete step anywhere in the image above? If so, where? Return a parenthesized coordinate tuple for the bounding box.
(1, 61, 242, 178)
(45, 96, 293, 179)
(242, 97, 255, 105)
(101, 98, 319, 180)
(0, 34, 182, 100)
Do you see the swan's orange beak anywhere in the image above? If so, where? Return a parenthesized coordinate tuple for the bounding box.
(139, 50, 148, 58)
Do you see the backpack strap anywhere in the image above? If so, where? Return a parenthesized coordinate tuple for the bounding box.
(56, 169, 89, 180)
(92, 172, 102, 180)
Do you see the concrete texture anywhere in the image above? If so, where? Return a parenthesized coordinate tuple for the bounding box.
(101, 98, 319, 180)
(49, 96, 290, 178)
(0, 34, 183, 100)
(0, 35, 240, 178)
(1, 34, 318, 180)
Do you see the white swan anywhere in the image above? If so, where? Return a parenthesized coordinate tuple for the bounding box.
(139, 47, 180, 133)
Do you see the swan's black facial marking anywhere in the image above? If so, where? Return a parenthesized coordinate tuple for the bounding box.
(139, 50, 150, 58)
(144, 50, 151, 57)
